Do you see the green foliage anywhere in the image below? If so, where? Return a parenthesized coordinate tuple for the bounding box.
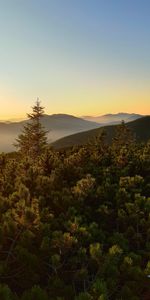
(0, 121, 150, 299)
(0, 284, 12, 300)
(75, 292, 92, 300)
(21, 286, 48, 300)
(89, 243, 102, 261)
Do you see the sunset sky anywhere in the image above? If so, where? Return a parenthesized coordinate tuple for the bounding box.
(0, 0, 150, 119)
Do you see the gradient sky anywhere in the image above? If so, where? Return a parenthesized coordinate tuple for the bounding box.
(0, 0, 150, 119)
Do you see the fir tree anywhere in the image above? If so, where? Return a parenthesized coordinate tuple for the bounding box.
(15, 99, 48, 159)
(112, 120, 135, 149)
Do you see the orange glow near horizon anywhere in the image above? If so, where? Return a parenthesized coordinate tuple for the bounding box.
(0, 82, 150, 120)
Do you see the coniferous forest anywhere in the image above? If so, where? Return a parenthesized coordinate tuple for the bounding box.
(0, 101, 150, 300)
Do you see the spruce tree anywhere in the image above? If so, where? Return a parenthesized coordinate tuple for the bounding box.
(112, 120, 135, 149)
(15, 99, 48, 159)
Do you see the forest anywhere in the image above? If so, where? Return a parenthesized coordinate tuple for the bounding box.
(0, 101, 150, 299)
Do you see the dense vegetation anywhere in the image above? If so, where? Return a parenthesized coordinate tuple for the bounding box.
(0, 103, 150, 299)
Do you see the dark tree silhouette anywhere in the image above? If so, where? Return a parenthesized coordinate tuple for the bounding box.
(15, 99, 48, 159)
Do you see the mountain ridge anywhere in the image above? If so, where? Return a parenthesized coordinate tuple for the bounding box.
(82, 112, 143, 124)
(0, 113, 146, 152)
(0, 114, 100, 152)
(52, 116, 150, 149)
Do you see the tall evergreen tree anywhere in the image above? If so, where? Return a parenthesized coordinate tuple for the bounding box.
(112, 120, 135, 149)
(15, 99, 48, 158)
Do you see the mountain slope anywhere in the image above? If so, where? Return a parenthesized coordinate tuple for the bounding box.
(52, 116, 150, 149)
(0, 114, 100, 152)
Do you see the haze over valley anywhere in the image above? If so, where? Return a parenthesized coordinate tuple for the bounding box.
(0, 112, 144, 152)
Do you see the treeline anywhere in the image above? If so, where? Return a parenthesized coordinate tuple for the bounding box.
(0, 102, 150, 299)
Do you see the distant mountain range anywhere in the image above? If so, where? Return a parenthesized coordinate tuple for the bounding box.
(0, 114, 99, 152)
(0, 112, 146, 152)
(82, 113, 143, 124)
(52, 116, 150, 149)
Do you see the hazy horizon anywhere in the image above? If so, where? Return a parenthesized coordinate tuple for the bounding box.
(0, 111, 145, 122)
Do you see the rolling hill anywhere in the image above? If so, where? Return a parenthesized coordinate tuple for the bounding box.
(52, 116, 150, 149)
(0, 114, 100, 152)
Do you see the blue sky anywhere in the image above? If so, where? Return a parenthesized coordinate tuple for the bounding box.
(0, 0, 150, 119)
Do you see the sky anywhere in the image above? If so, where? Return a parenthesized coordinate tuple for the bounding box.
(0, 0, 150, 119)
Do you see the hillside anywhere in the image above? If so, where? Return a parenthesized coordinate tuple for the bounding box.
(52, 116, 150, 149)
(1, 126, 150, 299)
(0, 114, 100, 152)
